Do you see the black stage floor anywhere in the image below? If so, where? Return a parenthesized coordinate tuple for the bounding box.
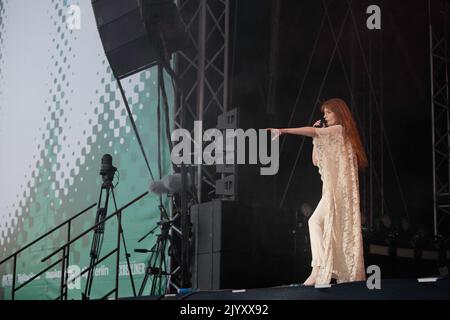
(123, 276, 450, 300)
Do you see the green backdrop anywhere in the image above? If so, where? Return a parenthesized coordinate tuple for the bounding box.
(0, 0, 173, 300)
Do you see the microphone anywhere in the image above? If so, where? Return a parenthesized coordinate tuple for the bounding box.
(134, 249, 152, 253)
(149, 180, 168, 195)
(313, 118, 326, 128)
(149, 173, 193, 195)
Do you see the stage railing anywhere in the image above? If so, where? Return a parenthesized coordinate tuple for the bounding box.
(0, 191, 148, 300)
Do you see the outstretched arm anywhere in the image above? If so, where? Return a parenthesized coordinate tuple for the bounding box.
(268, 124, 344, 138)
(268, 127, 317, 138)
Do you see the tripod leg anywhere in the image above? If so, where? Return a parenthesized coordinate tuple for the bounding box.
(138, 241, 159, 296)
(136, 202, 174, 296)
(85, 228, 101, 297)
(84, 187, 109, 299)
(111, 188, 137, 296)
(138, 271, 150, 296)
(150, 233, 169, 296)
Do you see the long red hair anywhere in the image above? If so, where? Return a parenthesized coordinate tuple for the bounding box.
(321, 98, 368, 171)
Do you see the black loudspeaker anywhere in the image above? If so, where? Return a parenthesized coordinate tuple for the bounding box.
(91, 0, 186, 79)
(214, 108, 277, 208)
(190, 200, 255, 290)
(215, 108, 260, 201)
(190, 199, 295, 290)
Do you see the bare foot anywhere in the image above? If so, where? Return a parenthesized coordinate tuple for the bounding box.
(303, 267, 320, 286)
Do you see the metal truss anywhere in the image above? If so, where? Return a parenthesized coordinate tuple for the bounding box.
(174, 0, 230, 202)
(165, 0, 230, 293)
(429, 0, 450, 237)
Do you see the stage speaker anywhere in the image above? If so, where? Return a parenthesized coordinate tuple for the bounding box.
(215, 108, 260, 202)
(190, 199, 255, 290)
(190, 199, 295, 290)
(91, 0, 186, 79)
(214, 107, 276, 207)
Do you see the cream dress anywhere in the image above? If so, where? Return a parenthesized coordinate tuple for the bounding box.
(310, 124, 366, 284)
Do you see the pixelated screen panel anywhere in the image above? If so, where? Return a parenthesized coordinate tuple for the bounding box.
(0, 0, 173, 299)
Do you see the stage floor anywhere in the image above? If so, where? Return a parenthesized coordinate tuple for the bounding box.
(122, 277, 450, 300)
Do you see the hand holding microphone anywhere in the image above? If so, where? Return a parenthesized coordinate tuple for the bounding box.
(313, 118, 326, 128)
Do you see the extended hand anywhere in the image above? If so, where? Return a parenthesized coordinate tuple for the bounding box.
(266, 128, 282, 141)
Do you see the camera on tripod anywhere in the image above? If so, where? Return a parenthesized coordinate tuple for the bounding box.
(100, 154, 117, 186)
(82, 154, 137, 300)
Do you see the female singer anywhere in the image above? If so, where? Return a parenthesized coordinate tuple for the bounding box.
(268, 98, 368, 286)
